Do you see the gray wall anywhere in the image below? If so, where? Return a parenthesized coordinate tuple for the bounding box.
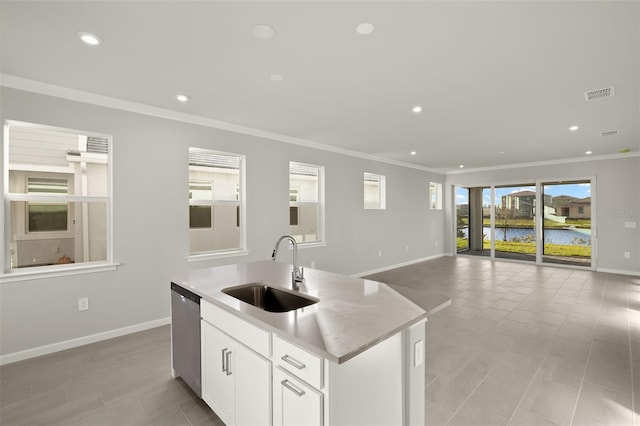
(0, 88, 446, 356)
(445, 157, 640, 274)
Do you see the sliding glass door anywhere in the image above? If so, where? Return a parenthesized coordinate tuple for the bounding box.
(494, 184, 536, 262)
(541, 181, 592, 267)
(455, 179, 594, 269)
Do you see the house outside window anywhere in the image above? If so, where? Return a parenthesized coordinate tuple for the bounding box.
(289, 162, 324, 244)
(2, 121, 112, 274)
(188, 148, 245, 255)
(364, 173, 386, 210)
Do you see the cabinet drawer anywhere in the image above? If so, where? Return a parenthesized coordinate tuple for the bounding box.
(273, 335, 323, 389)
(201, 300, 270, 358)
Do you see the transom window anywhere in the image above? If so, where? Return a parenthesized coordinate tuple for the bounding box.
(364, 173, 386, 210)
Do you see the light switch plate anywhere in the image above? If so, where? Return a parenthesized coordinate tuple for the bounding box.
(414, 340, 424, 367)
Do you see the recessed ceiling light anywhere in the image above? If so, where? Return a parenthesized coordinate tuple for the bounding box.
(412, 105, 423, 113)
(459, 164, 465, 168)
(176, 94, 190, 103)
(270, 74, 284, 82)
(356, 23, 375, 35)
(569, 125, 579, 131)
(77, 32, 102, 46)
(252, 24, 275, 40)
(498, 151, 507, 155)
(410, 151, 417, 156)
(585, 151, 592, 155)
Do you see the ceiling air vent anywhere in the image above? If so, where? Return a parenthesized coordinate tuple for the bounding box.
(601, 130, 619, 137)
(584, 86, 615, 101)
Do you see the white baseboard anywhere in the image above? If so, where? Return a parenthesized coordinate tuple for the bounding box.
(0, 317, 171, 366)
(353, 254, 447, 278)
(596, 267, 640, 277)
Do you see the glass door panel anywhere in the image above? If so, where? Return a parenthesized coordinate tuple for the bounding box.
(493, 184, 536, 262)
(456, 187, 470, 253)
(541, 181, 592, 267)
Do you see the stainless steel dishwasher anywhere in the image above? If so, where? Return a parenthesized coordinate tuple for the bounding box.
(170, 282, 201, 397)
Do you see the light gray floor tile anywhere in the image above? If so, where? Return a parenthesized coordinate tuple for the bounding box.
(466, 370, 529, 418)
(425, 400, 454, 426)
(584, 357, 633, 395)
(520, 378, 579, 426)
(574, 381, 634, 426)
(537, 354, 587, 390)
(509, 409, 560, 426)
(425, 368, 482, 412)
(447, 400, 509, 426)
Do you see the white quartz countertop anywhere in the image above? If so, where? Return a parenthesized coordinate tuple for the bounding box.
(170, 261, 445, 364)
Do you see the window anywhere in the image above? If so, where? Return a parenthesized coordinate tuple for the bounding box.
(3, 121, 112, 273)
(27, 177, 69, 232)
(289, 162, 324, 244)
(364, 173, 386, 210)
(430, 182, 442, 210)
(189, 148, 245, 255)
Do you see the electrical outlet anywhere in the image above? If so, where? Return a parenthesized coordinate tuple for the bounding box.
(624, 252, 631, 259)
(435, 240, 438, 246)
(378, 250, 382, 257)
(405, 245, 409, 253)
(310, 260, 316, 269)
(78, 297, 89, 311)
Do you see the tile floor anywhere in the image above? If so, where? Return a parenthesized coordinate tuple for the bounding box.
(367, 256, 639, 426)
(0, 255, 638, 425)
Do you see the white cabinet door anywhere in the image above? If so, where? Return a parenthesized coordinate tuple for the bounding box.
(235, 342, 271, 426)
(201, 321, 235, 425)
(273, 368, 323, 426)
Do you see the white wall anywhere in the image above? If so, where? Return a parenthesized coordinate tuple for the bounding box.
(445, 157, 640, 275)
(0, 88, 446, 357)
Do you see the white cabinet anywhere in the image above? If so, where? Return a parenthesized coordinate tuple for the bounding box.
(273, 367, 323, 426)
(201, 317, 271, 426)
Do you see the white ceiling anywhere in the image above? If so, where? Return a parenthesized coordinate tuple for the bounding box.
(1, 1, 638, 172)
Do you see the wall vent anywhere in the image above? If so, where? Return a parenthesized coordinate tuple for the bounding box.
(584, 86, 615, 101)
(601, 130, 619, 137)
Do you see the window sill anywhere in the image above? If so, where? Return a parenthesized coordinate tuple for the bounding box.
(0, 262, 120, 283)
(187, 249, 251, 262)
(297, 241, 327, 249)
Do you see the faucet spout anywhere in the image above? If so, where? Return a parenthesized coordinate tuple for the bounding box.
(272, 235, 304, 290)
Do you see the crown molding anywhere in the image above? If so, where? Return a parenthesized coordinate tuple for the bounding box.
(0, 74, 439, 174)
(444, 151, 639, 175)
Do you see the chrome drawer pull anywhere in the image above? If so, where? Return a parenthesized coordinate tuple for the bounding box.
(225, 350, 233, 376)
(281, 355, 306, 370)
(221, 348, 228, 373)
(281, 380, 305, 397)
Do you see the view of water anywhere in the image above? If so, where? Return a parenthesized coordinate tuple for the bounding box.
(460, 227, 592, 245)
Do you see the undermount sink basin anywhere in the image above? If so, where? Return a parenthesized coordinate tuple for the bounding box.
(222, 283, 319, 313)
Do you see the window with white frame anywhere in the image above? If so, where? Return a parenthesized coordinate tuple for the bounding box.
(3, 121, 112, 272)
(289, 162, 324, 244)
(430, 182, 442, 210)
(188, 148, 244, 255)
(364, 173, 386, 210)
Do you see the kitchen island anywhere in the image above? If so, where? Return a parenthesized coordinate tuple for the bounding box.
(170, 260, 450, 426)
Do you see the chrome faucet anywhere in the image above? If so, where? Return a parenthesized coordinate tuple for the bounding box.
(272, 235, 304, 290)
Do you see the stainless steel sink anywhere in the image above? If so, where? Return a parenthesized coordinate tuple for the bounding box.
(222, 283, 319, 313)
